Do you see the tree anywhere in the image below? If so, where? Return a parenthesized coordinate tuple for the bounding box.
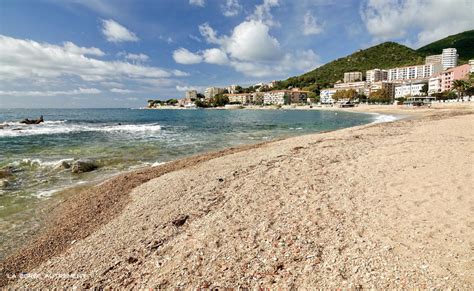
(421, 84, 428, 96)
(166, 98, 178, 105)
(210, 94, 229, 107)
(307, 92, 318, 103)
(452, 80, 468, 98)
(369, 89, 391, 103)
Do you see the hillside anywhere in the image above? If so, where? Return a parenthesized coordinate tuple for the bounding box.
(277, 42, 424, 89)
(417, 30, 474, 62)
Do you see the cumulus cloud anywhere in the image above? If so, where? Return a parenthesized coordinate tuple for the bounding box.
(101, 19, 138, 43)
(0, 88, 101, 97)
(222, 0, 242, 17)
(124, 53, 149, 63)
(202, 48, 229, 65)
(189, 0, 205, 7)
(172, 48, 203, 64)
(0, 35, 185, 89)
(360, 0, 473, 47)
(303, 12, 323, 35)
(110, 88, 132, 94)
(198, 23, 223, 45)
(248, 0, 280, 27)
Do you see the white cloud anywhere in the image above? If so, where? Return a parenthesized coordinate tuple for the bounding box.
(176, 85, 205, 92)
(222, 0, 242, 17)
(202, 48, 229, 65)
(110, 88, 132, 94)
(101, 19, 138, 43)
(303, 12, 323, 35)
(198, 23, 223, 45)
(248, 0, 280, 27)
(360, 0, 473, 47)
(0, 35, 185, 86)
(189, 0, 205, 7)
(124, 53, 149, 63)
(0, 88, 101, 97)
(172, 48, 203, 64)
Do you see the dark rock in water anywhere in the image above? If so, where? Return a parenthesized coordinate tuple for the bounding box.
(71, 160, 98, 173)
(20, 115, 44, 125)
(54, 160, 71, 170)
(0, 167, 13, 179)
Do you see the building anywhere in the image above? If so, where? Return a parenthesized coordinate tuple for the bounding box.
(334, 81, 368, 96)
(394, 81, 428, 98)
(227, 85, 238, 94)
(428, 76, 442, 95)
(366, 69, 388, 83)
(441, 48, 458, 69)
(251, 92, 264, 104)
(225, 93, 252, 104)
(320, 88, 337, 104)
(344, 71, 363, 83)
(438, 64, 470, 92)
(388, 63, 442, 82)
(425, 54, 442, 65)
(204, 87, 225, 99)
(366, 81, 396, 99)
(263, 90, 309, 105)
(469, 59, 474, 73)
(185, 90, 197, 100)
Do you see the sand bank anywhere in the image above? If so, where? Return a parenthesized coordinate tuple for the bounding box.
(1, 103, 473, 288)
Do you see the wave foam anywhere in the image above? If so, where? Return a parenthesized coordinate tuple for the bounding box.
(371, 114, 398, 124)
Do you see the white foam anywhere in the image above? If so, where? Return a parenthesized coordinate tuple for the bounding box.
(371, 113, 399, 124)
(0, 122, 162, 137)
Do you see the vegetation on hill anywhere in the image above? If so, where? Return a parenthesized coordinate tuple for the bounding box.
(275, 42, 424, 90)
(416, 30, 474, 63)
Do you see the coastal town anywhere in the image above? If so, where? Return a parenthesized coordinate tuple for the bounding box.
(147, 48, 474, 109)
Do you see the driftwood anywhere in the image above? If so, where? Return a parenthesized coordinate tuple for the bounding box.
(20, 115, 44, 125)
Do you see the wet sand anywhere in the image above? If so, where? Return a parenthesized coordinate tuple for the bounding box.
(1, 103, 473, 288)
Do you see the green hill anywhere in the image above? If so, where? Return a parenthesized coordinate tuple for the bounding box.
(276, 42, 424, 89)
(416, 30, 474, 63)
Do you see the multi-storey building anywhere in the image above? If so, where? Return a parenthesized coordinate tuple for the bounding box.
(388, 64, 442, 82)
(425, 54, 442, 65)
(225, 93, 252, 104)
(263, 90, 309, 105)
(204, 87, 225, 99)
(428, 76, 442, 95)
(438, 64, 470, 92)
(366, 81, 396, 99)
(343, 71, 363, 83)
(394, 81, 428, 98)
(366, 69, 388, 83)
(441, 48, 458, 69)
(334, 81, 368, 95)
(469, 59, 474, 73)
(251, 92, 264, 104)
(320, 88, 337, 104)
(227, 85, 238, 94)
(185, 90, 197, 100)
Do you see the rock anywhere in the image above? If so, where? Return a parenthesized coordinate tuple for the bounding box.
(71, 160, 98, 173)
(0, 179, 9, 188)
(54, 160, 71, 170)
(172, 214, 189, 227)
(0, 167, 13, 179)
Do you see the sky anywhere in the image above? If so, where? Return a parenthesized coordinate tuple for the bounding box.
(0, 0, 473, 108)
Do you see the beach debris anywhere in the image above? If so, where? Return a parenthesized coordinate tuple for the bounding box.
(149, 239, 164, 251)
(218, 178, 224, 182)
(127, 256, 139, 264)
(71, 160, 98, 173)
(171, 214, 189, 227)
(20, 115, 44, 125)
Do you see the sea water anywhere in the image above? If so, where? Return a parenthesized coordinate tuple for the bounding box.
(0, 108, 379, 258)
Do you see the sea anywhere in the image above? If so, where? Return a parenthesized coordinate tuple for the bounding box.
(0, 107, 394, 258)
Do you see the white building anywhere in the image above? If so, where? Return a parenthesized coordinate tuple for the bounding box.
(388, 64, 442, 82)
(334, 81, 367, 95)
(344, 71, 363, 83)
(441, 48, 458, 69)
(366, 81, 396, 99)
(394, 81, 428, 98)
(320, 88, 337, 104)
(366, 69, 388, 83)
(425, 54, 442, 65)
(227, 85, 238, 94)
(469, 59, 474, 73)
(263, 91, 287, 105)
(428, 77, 442, 95)
(225, 93, 252, 104)
(204, 87, 225, 99)
(185, 90, 197, 100)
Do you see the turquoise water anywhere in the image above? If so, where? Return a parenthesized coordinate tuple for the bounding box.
(0, 108, 379, 257)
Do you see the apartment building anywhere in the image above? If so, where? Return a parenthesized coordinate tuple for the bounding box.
(227, 85, 238, 94)
(425, 54, 442, 65)
(366, 69, 388, 83)
(428, 77, 442, 95)
(394, 81, 428, 98)
(470, 59, 474, 73)
(366, 81, 396, 99)
(225, 93, 252, 104)
(185, 90, 197, 100)
(438, 64, 470, 92)
(204, 87, 225, 99)
(320, 88, 337, 104)
(388, 63, 442, 82)
(441, 48, 458, 69)
(343, 71, 363, 83)
(334, 81, 368, 95)
(263, 90, 309, 105)
(251, 92, 264, 104)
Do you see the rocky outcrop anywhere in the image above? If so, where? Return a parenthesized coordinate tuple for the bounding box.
(20, 115, 44, 125)
(54, 160, 71, 170)
(71, 160, 98, 174)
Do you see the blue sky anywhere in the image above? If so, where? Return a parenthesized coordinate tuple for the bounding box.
(0, 0, 472, 108)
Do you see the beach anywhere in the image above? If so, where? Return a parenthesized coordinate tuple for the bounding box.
(1, 103, 473, 288)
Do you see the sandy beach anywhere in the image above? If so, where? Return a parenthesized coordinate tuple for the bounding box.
(1, 103, 473, 288)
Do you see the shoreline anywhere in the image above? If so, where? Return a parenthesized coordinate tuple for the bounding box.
(1, 103, 473, 288)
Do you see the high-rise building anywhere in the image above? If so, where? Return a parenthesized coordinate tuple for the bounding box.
(343, 72, 362, 83)
(425, 54, 442, 65)
(204, 87, 225, 99)
(441, 48, 458, 69)
(469, 59, 474, 73)
(366, 69, 388, 83)
(438, 64, 470, 92)
(185, 90, 197, 100)
(388, 64, 442, 81)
